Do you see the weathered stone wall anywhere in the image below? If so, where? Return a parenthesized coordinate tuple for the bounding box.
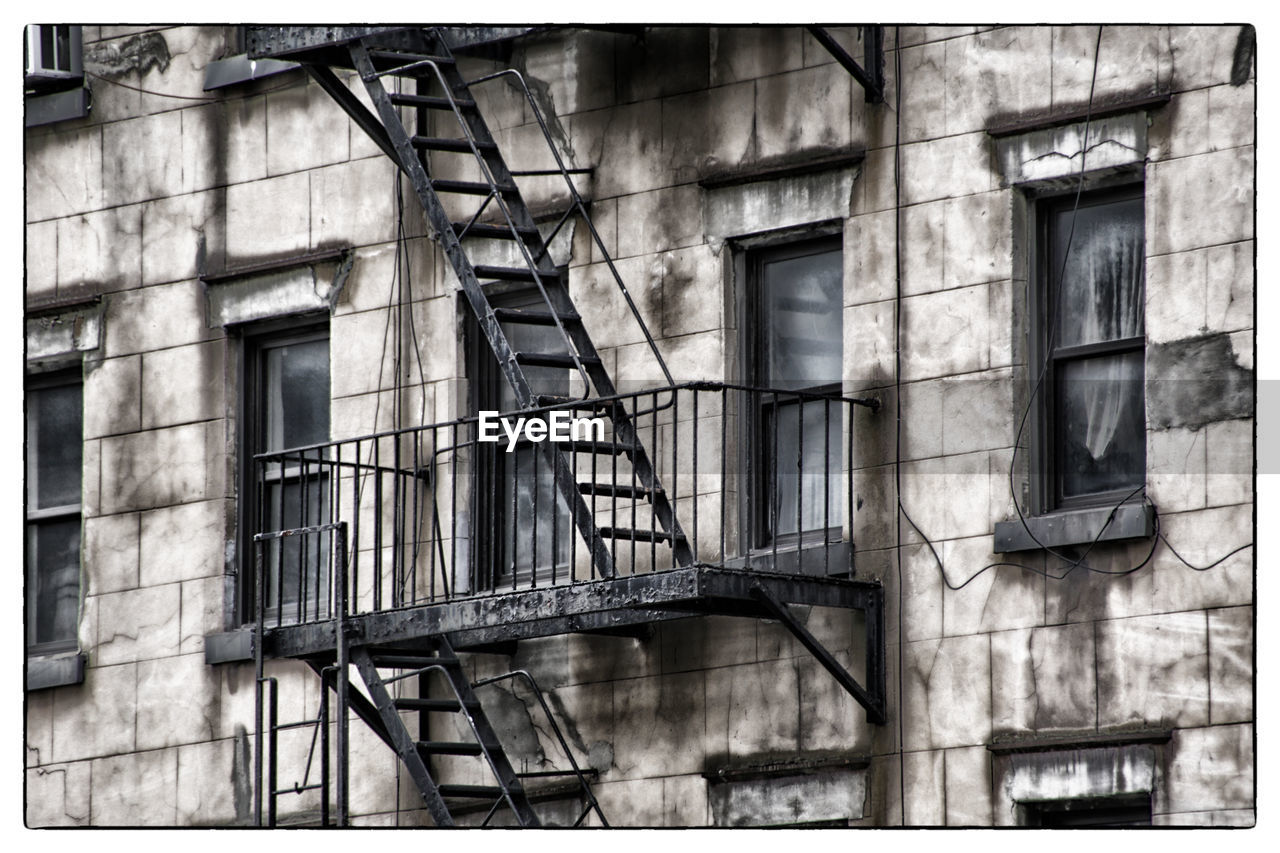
(25, 24, 1253, 827)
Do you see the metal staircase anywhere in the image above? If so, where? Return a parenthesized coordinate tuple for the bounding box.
(245, 27, 698, 825)
(285, 27, 694, 578)
(241, 26, 890, 829)
(253, 525, 606, 826)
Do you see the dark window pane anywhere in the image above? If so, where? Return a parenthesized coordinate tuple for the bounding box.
(1025, 795, 1152, 827)
(28, 519, 80, 647)
(765, 400, 843, 537)
(266, 339, 330, 452)
(761, 250, 843, 389)
(498, 446, 571, 585)
(29, 382, 83, 510)
(264, 476, 331, 623)
(499, 317, 570, 408)
(1052, 196, 1144, 348)
(1056, 350, 1145, 500)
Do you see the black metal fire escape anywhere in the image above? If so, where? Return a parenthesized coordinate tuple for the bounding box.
(241, 25, 887, 828)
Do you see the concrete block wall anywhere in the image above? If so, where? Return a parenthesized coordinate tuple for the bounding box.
(25, 24, 1253, 826)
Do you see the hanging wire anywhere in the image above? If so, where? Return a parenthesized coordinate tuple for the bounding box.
(891, 25, 907, 829)
(895, 24, 1253, 593)
(84, 68, 303, 101)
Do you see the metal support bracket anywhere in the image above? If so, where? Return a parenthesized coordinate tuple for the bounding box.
(749, 584, 886, 724)
(807, 26, 885, 104)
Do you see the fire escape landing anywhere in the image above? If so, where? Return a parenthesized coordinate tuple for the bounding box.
(235, 26, 887, 827)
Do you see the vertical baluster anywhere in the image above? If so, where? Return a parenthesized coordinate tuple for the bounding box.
(373, 439, 382, 611)
(720, 388, 727, 564)
(532, 436, 540, 589)
(771, 391, 779, 570)
(797, 399, 804, 576)
(824, 397, 831, 576)
(692, 390, 698, 565)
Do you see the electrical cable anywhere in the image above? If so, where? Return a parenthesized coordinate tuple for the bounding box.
(84, 68, 302, 101)
(891, 26, 907, 828)
(894, 24, 1252, 592)
(1005, 25, 1109, 565)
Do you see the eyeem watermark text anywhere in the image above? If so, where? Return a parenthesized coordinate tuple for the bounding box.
(478, 411, 606, 452)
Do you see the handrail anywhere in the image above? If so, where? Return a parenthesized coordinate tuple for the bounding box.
(464, 65, 676, 389)
(253, 380, 879, 461)
(471, 669, 609, 827)
(354, 37, 594, 398)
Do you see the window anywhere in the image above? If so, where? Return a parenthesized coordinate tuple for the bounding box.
(242, 325, 331, 624)
(747, 236, 844, 548)
(1033, 186, 1145, 513)
(24, 25, 89, 127)
(26, 370, 82, 654)
(1021, 794, 1152, 827)
(24, 25, 82, 88)
(472, 289, 572, 589)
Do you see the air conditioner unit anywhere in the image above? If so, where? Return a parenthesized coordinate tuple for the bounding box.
(25, 25, 83, 88)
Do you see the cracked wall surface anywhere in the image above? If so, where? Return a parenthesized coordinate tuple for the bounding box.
(25, 24, 1253, 827)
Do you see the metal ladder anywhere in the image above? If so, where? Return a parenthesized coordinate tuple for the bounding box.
(347, 637, 607, 827)
(306, 29, 694, 578)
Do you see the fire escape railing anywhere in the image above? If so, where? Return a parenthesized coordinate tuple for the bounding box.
(251, 382, 878, 626)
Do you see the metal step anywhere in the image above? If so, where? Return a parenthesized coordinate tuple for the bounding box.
(438, 784, 504, 799)
(509, 437, 631, 456)
(431, 179, 518, 196)
(412, 136, 499, 153)
(369, 654, 460, 669)
(453, 222, 541, 241)
(579, 482, 660, 500)
(515, 351, 600, 369)
(368, 49, 455, 70)
(416, 740, 485, 756)
(493, 306, 579, 326)
(389, 92, 476, 110)
(598, 526, 682, 544)
(477, 265, 565, 284)
(392, 697, 478, 713)
(535, 395, 622, 413)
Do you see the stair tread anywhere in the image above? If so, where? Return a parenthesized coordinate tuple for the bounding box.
(431, 178, 518, 196)
(493, 307, 579, 325)
(579, 482, 661, 499)
(389, 92, 476, 110)
(393, 696, 480, 712)
(412, 136, 498, 152)
(416, 740, 487, 756)
(476, 265, 564, 283)
(369, 49, 456, 67)
(515, 351, 601, 369)
(370, 654, 460, 669)
(453, 222, 541, 240)
(438, 784, 506, 798)
(506, 436, 630, 455)
(598, 526, 683, 543)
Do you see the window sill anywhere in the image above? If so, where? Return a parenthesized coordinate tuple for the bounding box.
(993, 502, 1154, 553)
(26, 651, 86, 691)
(25, 86, 90, 128)
(203, 54, 298, 91)
(724, 539, 852, 577)
(204, 629, 254, 664)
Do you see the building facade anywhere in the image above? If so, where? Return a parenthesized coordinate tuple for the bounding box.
(24, 24, 1255, 827)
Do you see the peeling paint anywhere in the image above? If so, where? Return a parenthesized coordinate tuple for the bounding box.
(1147, 333, 1253, 430)
(85, 32, 172, 78)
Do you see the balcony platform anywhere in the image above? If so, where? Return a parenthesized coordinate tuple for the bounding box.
(264, 565, 881, 660)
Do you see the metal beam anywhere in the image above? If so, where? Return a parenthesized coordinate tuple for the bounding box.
(246, 26, 424, 61)
(266, 567, 881, 659)
(807, 26, 884, 104)
(749, 585, 886, 724)
(303, 65, 400, 164)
